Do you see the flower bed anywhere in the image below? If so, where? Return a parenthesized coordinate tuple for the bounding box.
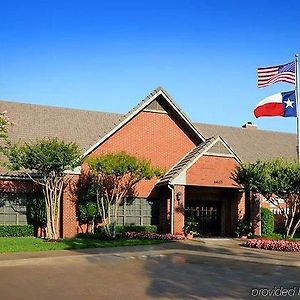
(125, 232, 185, 240)
(245, 238, 300, 252)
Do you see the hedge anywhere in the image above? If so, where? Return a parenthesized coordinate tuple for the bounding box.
(0, 225, 35, 237)
(77, 225, 158, 239)
(261, 207, 274, 236)
(115, 225, 158, 234)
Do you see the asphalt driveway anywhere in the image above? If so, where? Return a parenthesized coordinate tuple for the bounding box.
(0, 239, 299, 300)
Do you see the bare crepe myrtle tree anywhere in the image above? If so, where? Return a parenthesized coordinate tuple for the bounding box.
(88, 152, 163, 238)
(7, 138, 81, 240)
(233, 158, 300, 239)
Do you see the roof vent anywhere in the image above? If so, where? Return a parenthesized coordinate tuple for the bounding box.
(242, 121, 257, 130)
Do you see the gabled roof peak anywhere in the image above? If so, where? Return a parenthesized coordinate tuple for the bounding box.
(82, 87, 206, 157)
(158, 136, 241, 185)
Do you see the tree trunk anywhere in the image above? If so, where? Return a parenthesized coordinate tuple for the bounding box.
(112, 202, 120, 238)
(43, 173, 64, 240)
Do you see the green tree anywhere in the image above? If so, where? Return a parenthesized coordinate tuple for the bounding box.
(78, 201, 98, 233)
(88, 152, 163, 238)
(7, 138, 81, 240)
(233, 158, 300, 238)
(76, 175, 101, 233)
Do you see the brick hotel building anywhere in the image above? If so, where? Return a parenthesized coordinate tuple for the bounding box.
(0, 87, 296, 237)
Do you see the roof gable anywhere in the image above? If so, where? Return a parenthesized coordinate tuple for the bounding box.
(158, 136, 241, 185)
(206, 139, 232, 156)
(82, 87, 205, 158)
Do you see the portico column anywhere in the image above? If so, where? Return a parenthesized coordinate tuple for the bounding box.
(62, 174, 80, 238)
(173, 185, 185, 235)
(251, 192, 262, 236)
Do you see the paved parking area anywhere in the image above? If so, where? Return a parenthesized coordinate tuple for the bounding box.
(0, 239, 299, 299)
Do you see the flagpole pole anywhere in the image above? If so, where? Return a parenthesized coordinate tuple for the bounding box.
(296, 53, 300, 162)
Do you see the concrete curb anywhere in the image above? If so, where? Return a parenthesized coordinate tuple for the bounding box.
(0, 247, 299, 268)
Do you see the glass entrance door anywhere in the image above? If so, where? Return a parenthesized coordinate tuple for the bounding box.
(185, 200, 222, 236)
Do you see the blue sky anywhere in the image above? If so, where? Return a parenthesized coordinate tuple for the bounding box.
(0, 0, 299, 133)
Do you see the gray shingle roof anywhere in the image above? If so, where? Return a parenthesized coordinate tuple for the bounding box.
(0, 91, 297, 177)
(195, 122, 297, 163)
(0, 100, 122, 152)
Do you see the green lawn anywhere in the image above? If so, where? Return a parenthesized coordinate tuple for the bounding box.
(261, 232, 300, 241)
(0, 237, 166, 254)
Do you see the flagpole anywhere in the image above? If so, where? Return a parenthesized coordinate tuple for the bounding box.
(296, 54, 300, 162)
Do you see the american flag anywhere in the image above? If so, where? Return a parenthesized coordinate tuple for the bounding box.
(257, 61, 295, 88)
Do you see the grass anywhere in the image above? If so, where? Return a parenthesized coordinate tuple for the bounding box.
(260, 232, 300, 241)
(0, 237, 167, 254)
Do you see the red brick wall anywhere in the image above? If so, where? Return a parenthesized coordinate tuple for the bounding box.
(0, 179, 39, 193)
(230, 191, 246, 235)
(238, 192, 246, 219)
(62, 110, 199, 237)
(186, 155, 240, 188)
(158, 186, 171, 233)
(89, 111, 198, 197)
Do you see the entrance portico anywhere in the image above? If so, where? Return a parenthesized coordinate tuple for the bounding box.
(172, 185, 245, 236)
(158, 137, 245, 237)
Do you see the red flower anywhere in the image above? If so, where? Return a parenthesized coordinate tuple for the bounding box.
(245, 239, 300, 252)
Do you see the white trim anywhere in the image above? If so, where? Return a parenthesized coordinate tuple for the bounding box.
(162, 92, 206, 141)
(64, 166, 82, 175)
(168, 184, 174, 235)
(172, 170, 186, 185)
(0, 175, 33, 181)
(0, 166, 82, 180)
(215, 136, 242, 163)
(203, 152, 235, 158)
(82, 88, 205, 158)
(143, 109, 168, 114)
(82, 91, 163, 158)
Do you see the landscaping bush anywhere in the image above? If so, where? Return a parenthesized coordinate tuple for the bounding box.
(78, 225, 158, 240)
(261, 207, 274, 236)
(76, 232, 110, 240)
(0, 225, 34, 237)
(235, 217, 251, 237)
(115, 225, 158, 234)
(245, 238, 300, 252)
(125, 232, 185, 240)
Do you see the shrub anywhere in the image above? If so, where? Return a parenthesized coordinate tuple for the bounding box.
(0, 225, 34, 237)
(184, 216, 198, 235)
(76, 232, 113, 240)
(261, 207, 274, 236)
(125, 232, 185, 240)
(235, 218, 251, 237)
(78, 225, 158, 239)
(115, 225, 158, 234)
(245, 238, 300, 252)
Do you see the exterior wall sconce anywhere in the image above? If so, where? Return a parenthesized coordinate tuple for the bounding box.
(176, 191, 182, 205)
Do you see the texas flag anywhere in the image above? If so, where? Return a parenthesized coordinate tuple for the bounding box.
(254, 90, 297, 118)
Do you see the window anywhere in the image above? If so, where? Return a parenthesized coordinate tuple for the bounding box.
(0, 193, 28, 225)
(117, 197, 159, 226)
